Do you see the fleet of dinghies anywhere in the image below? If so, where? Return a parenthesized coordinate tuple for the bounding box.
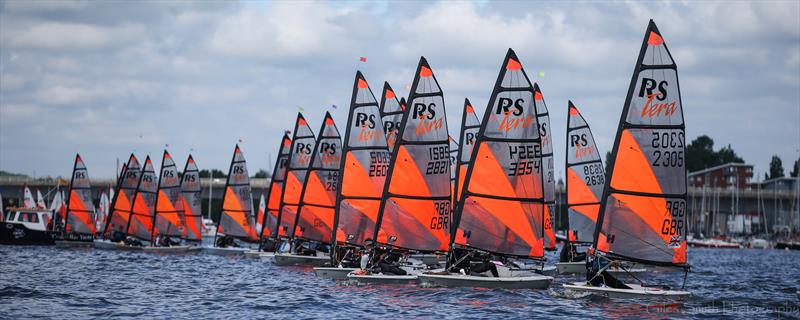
(0, 20, 691, 299)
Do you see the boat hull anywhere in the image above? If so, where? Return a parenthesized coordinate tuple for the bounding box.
(0, 223, 54, 245)
(418, 273, 553, 289)
(141, 246, 191, 253)
(202, 246, 248, 256)
(54, 240, 94, 248)
(314, 267, 358, 280)
(347, 272, 418, 284)
(563, 282, 690, 299)
(273, 254, 330, 267)
(557, 261, 585, 274)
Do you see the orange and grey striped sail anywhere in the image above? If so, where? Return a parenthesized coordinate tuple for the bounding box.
(127, 156, 157, 241)
(276, 114, 316, 240)
(293, 112, 342, 243)
(593, 20, 687, 266)
(218, 145, 257, 241)
(105, 154, 140, 236)
(565, 101, 604, 244)
(448, 136, 459, 209)
(153, 150, 185, 239)
(454, 98, 480, 205)
(374, 57, 451, 252)
(333, 71, 390, 246)
(180, 155, 203, 241)
(534, 84, 557, 251)
(453, 49, 545, 258)
(262, 134, 292, 240)
(65, 154, 96, 235)
(380, 82, 404, 151)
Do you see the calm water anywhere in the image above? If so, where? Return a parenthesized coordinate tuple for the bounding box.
(1, 246, 798, 319)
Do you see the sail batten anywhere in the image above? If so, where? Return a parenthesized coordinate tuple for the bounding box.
(593, 20, 688, 267)
(293, 112, 342, 244)
(453, 49, 545, 258)
(333, 71, 390, 247)
(374, 57, 451, 252)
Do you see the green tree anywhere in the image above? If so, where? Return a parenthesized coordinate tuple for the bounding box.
(252, 169, 269, 179)
(765, 155, 785, 180)
(199, 169, 226, 178)
(605, 151, 612, 173)
(791, 158, 799, 178)
(685, 135, 744, 172)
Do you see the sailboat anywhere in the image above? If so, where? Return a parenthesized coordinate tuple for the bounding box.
(23, 185, 36, 209)
(48, 187, 65, 232)
(349, 57, 452, 284)
(534, 84, 557, 254)
(96, 191, 109, 233)
(121, 155, 158, 250)
(274, 114, 316, 253)
(315, 71, 390, 280)
(179, 155, 204, 246)
(95, 154, 140, 249)
(54, 154, 97, 247)
(563, 20, 690, 299)
(417, 49, 553, 289)
(205, 145, 258, 255)
(275, 112, 342, 267)
(453, 99, 480, 206)
(36, 189, 46, 209)
(145, 150, 190, 253)
(380, 82, 404, 151)
(248, 134, 291, 258)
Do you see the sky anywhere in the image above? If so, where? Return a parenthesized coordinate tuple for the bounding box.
(1, 0, 799, 180)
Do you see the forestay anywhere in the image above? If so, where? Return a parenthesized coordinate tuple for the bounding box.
(453, 49, 545, 258)
(593, 20, 687, 266)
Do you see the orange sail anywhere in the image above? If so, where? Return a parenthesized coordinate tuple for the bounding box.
(261, 134, 291, 239)
(180, 155, 203, 241)
(153, 150, 185, 239)
(276, 113, 316, 240)
(374, 57, 451, 252)
(293, 112, 342, 243)
(333, 71, 390, 246)
(454, 98, 480, 205)
(565, 101, 604, 244)
(453, 49, 544, 258)
(593, 20, 687, 266)
(380, 82, 404, 151)
(448, 135, 458, 209)
(65, 154, 96, 235)
(105, 155, 140, 236)
(127, 156, 157, 241)
(218, 145, 257, 241)
(534, 84, 557, 251)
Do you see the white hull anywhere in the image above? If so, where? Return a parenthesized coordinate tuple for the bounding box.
(141, 246, 191, 253)
(202, 246, 249, 256)
(408, 254, 446, 266)
(314, 267, 358, 280)
(418, 273, 552, 289)
(273, 253, 330, 267)
(92, 240, 142, 251)
(347, 272, 418, 284)
(54, 240, 94, 248)
(244, 250, 275, 259)
(563, 282, 690, 299)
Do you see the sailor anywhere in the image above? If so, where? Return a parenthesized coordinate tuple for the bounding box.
(469, 251, 500, 277)
(338, 247, 360, 268)
(586, 254, 630, 289)
(559, 242, 587, 263)
(359, 239, 375, 270)
(376, 249, 407, 276)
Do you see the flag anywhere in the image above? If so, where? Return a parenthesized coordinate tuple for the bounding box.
(331, 104, 337, 109)
(359, 57, 367, 62)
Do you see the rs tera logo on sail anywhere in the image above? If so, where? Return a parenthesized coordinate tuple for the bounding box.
(413, 103, 443, 136)
(355, 112, 380, 142)
(638, 78, 677, 118)
(570, 133, 594, 158)
(495, 98, 534, 132)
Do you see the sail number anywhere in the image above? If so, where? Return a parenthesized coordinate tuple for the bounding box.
(583, 163, 604, 186)
(324, 172, 339, 191)
(368, 151, 390, 177)
(429, 200, 450, 230)
(651, 131, 684, 168)
(507, 145, 541, 176)
(661, 200, 685, 236)
(426, 146, 450, 175)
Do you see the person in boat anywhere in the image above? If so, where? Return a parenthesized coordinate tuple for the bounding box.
(559, 242, 587, 263)
(586, 254, 630, 289)
(293, 239, 316, 256)
(259, 238, 277, 252)
(448, 248, 499, 277)
(110, 230, 126, 243)
(215, 235, 238, 248)
(337, 246, 361, 268)
(359, 239, 375, 270)
(373, 247, 407, 276)
(124, 236, 143, 247)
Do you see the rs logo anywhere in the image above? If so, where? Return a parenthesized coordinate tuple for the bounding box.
(413, 103, 436, 120)
(295, 143, 312, 155)
(495, 98, 524, 116)
(355, 113, 375, 129)
(638, 77, 677, 118)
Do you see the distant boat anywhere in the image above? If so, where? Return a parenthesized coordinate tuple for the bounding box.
(418, 49, 553, 289)
(23, 185, 36, 209)
(275, 112, 342, 267)
(36, 189, 46, 209)
(564, 20, 691, 299)
(147, 150, 191, 253)
(96, 191, 109, 233)
(55, 154, 97, 247)
(534, 84, 557, 252)
(100, 154, 140, 241)
(1, 207, 54, 245)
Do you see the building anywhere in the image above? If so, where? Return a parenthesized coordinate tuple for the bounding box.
(688, 162, 754, 190)
(761, 176, 799, 191)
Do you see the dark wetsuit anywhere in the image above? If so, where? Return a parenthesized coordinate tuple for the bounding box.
(376, 250, 407, 275)
(338, 249, 361, 268)
(587, 257, 630, 289)
(448, 249, 498, 277)
(559, 243, 587, 263)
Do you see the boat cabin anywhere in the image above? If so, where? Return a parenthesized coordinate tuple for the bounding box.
(1, 207, 55, 245)
(3, 207, 52, 232)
